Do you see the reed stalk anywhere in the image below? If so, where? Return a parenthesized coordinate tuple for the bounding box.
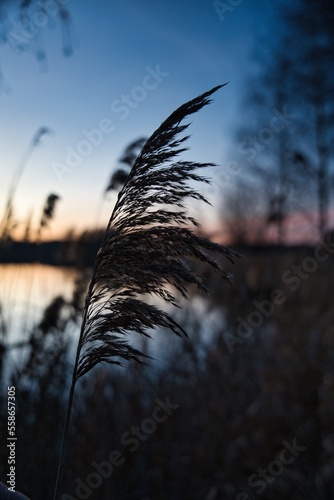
(53, 84, 239, 499)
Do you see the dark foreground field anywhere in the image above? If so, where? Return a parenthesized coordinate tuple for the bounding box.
(1, 244, 333, 499)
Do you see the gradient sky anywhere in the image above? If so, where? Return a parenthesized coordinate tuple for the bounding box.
(0, 0, 283, 240)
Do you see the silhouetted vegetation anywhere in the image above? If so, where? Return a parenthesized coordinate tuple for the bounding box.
(225, 0, 334, 244)
(1, 2, 334, 498)
(1, 243, 334, 499)
(0, 0, 73, 61)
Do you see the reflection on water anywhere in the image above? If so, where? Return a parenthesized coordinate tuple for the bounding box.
(0, 264, 78, 343)
(0, 264, 224, 376)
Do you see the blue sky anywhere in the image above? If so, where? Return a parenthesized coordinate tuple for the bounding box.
(0, 0, 282, 239)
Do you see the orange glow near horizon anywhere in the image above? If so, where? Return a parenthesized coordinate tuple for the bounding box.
(11, 207, 331, 246)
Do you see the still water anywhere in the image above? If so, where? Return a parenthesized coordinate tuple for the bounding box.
(0, 263, 79, 344)
(0, 263, 224, 376)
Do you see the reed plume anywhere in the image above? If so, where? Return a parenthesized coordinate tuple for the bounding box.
(54, 83, 239, 499)
(94, 137, 147, 230)
(37, 193, 61, 240)
(105, 137, 147, 192)
(0, 127, 51, 241)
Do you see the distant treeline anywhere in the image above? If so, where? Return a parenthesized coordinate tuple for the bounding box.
(0, 239, 326, 268)
(0, 239, 102, 267)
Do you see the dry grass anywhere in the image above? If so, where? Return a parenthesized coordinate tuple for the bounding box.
(54, 84, 239, 499)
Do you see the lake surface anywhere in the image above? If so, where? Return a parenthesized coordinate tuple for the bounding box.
(0, 263, 79, 344)
(0, 263, 224, 378)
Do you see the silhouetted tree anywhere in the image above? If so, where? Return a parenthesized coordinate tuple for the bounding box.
(283, 0, 334, 237)
(229, 0, 334, 242)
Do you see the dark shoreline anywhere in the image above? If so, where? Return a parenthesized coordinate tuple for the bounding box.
(0, 240, 100, 267)
(0, 240, 324, 267)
